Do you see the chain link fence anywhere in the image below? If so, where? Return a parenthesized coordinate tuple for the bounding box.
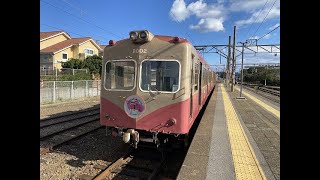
(40, 80, 101, 104)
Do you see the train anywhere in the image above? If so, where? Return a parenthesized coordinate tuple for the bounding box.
(100, 30, 216, 148)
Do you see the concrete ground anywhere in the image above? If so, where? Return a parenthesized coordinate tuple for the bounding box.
(177, 83, 280, 180)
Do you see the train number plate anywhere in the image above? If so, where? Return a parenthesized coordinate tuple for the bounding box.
(133, 49, 147, 53)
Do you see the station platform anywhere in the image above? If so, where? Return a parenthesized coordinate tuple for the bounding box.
(177, 83, 280, 180)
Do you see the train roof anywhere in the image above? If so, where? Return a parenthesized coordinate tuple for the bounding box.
(107, 34, 212, 70)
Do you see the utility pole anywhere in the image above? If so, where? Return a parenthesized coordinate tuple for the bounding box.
(226, 36, 231, 87)
(231, 26, 236, 92)
(237, 41, 246, 99)
(264, 66, 268, 86)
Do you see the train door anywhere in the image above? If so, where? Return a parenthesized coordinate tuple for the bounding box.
(206, 68, 211, 96)
(198, 62, 202, 106)
(190, 55, 194, 118)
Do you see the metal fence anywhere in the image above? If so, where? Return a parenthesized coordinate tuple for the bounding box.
(40, 80, 101, 104)
(40, 67, 88, 76)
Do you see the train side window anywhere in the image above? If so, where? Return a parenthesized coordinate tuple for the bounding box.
(191, 54, 194, 85)
(201, 66, 204, 87)
(203, 68, 206, 85)
(194, 63, 199, 91)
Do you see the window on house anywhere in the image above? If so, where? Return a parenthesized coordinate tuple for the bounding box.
(40, 54, 52, 62)
(62, 53, 68, 60)
(84, 49, 94, 55)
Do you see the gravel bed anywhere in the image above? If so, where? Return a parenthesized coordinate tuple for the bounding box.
(40, 115, 99, 138)
(40, 121, 101, 149)
(40, 109, 100, 127)
(40, 96, 100, 120)
(40, 128, 129, 180)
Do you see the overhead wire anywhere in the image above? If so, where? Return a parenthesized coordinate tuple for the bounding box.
(243, 0, 270, 40)
(251, 0, 278, 38)
(40, 0, 124, 40)
(41, 23, 84, 37)
(257, 24, 279, 41)
(40, 23, 109, 44)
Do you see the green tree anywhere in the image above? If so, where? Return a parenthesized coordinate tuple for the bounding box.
(61, 58, 84, 69)
(82, 55, 103, 75)
(243, 66, 280, 86)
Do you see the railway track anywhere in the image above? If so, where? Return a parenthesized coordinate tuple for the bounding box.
(79, 147, 167, 180)
(40, 107, 100, 128)
(40, 108, 102, 155)
(77, 89, 215, 180)
(264, 85, 280, 91)
(258, 87, 280, 96)
(40, 116, 99, 140)
(40, 121, 102, 155)
(240, 84, 280, 103)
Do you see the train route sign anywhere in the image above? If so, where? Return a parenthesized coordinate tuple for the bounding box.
(124, 95, 146, 118)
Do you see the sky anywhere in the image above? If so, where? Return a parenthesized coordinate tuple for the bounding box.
(40, 0, 280, 72)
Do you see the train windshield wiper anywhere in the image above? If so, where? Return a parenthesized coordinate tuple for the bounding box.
(148, 85, 161, 99)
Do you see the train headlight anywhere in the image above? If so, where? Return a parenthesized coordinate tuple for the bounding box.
(129, 30, 154, 43)
(139, 31, 147, 39)
(129, 32, 138, 41)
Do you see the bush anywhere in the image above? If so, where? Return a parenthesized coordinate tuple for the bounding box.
(61, 58, 84, 69)
(54, 55, 102, 80)
(40, 73, 91, 81)
(83, 55, 102, 75)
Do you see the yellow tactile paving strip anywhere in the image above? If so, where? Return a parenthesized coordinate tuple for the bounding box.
(221, 85, 266, 180)
(234, 86, 280, 119)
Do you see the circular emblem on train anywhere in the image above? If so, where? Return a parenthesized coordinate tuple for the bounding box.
(124, 95, 146, 118)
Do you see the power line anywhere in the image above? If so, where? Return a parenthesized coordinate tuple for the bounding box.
(60, 0, 86, 16)
(257, 25, 280, 41)
(251, 0, 278, 38)
(40, 23, 109, 44)
(40, 0, 124, 40)
(41, 23, 84, 37)
(59, 0, 105, 29)
(244, 0, 270, 39)
(42, 9, 110, 43)
(55, 0, 113, 43)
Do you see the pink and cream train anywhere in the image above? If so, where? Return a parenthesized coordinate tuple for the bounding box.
(100, 30, 216, 148)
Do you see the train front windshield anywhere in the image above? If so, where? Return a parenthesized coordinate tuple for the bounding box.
(104, 60, 136, 90)
(140, 60, 180, 93)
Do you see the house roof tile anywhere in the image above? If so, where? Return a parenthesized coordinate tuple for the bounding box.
(40, 37, 91, 53)
(40, 31, 65, 40)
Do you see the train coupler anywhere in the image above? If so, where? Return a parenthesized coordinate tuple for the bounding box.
(123, 129, 140, 149)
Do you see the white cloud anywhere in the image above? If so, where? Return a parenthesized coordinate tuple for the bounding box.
(187, 0, 207, 17)
(190, 18, 225, 32)
(235, 4, 280, 27)
(170, 0, 190, 22)
(169, 0, 280, 33)
(235, 1, 280, 27)
(229, 0, 266, 12)
(249, 36, 259, 39)
(170, 0, 226, 32)
(192, 4, 224, 18)
(269, 23, 280, 30)
(263, 34, 271, 39)
(243, 53, 280, 64)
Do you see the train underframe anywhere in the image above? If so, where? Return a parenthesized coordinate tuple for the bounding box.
(106, 126, 189, 149)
